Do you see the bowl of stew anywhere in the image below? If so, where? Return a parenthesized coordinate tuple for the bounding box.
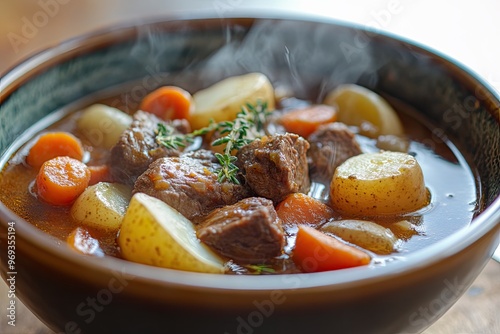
(0, 13, 499, 334)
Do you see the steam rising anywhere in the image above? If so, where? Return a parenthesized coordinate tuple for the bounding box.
(196, 20, 378, 101)
(128, 19, 386, 103)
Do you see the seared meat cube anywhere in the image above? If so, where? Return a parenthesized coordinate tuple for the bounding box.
(133, 150, 251, 222)
(110, 110, 190, 185)
(237, 133, 310, 203)
(197, 197, 284, 264)
(307, 122, 362, 181)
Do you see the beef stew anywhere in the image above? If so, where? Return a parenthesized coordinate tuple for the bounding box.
(0, 73, 478, 275)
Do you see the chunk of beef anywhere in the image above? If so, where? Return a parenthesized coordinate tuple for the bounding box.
(133, 150, 251, 222)
(237, 133, 310, 203)
(307, 122, 362, 181)
(197, 197, 284, 264)
(110, 110, 190, 185)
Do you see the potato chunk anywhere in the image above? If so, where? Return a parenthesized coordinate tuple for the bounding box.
(71, 182, 132, 231)
(330, 151, 429, 216)
(190, 72, 275, 129)
(67, 227, 105, 257)
(321, 219, 398, 255)
(323, 84, 404, 138)
(118, 193, 225, 274)
(77, 104, 132, 148)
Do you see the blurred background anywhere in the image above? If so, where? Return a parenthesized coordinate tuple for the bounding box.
(1, 0, 499, 94)
(1, 0, 499, 333)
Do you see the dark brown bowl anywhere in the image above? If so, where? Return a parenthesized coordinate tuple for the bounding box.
(1, 14, 499, 334)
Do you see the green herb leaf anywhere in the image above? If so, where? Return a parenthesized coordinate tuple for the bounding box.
(215, 153, 239, 184)
(245, 264, 276, 274)
(155, 100, 270, 184)
(155, 123, 193, 149)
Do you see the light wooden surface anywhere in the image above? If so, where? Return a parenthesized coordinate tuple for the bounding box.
(1, 1, 499, 333)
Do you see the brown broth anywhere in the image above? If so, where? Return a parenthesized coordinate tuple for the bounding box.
(0, 86, 480, 274)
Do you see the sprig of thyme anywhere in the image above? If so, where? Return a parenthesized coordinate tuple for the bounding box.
(155, 100, 270, 184)
(244, 264, 276, 274)
(156, 123, 193, 149)
(211, 102, 270, 183)
(155, 121, 217, 149)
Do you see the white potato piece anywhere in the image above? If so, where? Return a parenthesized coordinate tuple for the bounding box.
(321, 219, 398, 255)
(77, 104, 132, 149)
(191, 72, 275, 129)
(323, 84, 404, 138)
(330, 151, 429, 216)
(71, 182, 132, 231)
(118, 193, 225, 274)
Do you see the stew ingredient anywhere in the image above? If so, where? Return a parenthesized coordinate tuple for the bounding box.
(0, 72, 478, 275)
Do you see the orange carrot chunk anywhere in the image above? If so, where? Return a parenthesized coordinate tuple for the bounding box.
(276, 193, 334, 228)
(293, 225, 371, 272)
(280, 104, 338, 138)
(26, 132, 84, 169)
(139, 86, 194, 121)
(36, 156, 91, 206)
(88, 164, 112, 185)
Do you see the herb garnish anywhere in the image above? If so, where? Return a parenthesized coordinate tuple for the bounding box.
(245, 264, 276, 274)
(155, 101, 270, 184)
(155, 123, 193, 149)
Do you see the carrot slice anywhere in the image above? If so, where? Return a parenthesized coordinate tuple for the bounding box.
(36, 156, 91, 206)
(88, 164, 112, 185)
(293, 225, 371, 272)
(280, 104, 337, 138)
(139, 86, 194, 120)
(276, 193, 334, 228)
(26, 132, 84, 169)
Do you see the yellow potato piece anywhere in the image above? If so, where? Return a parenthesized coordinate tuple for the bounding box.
(77, 104, 133, 149)
(323, 84, 404, 138)
(321, 219, 398, 255)
(118, 193, 225, 274)
(190, 72, 275, 129)
(71, 182, 132, 232)
(330, 151, 429, 216)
